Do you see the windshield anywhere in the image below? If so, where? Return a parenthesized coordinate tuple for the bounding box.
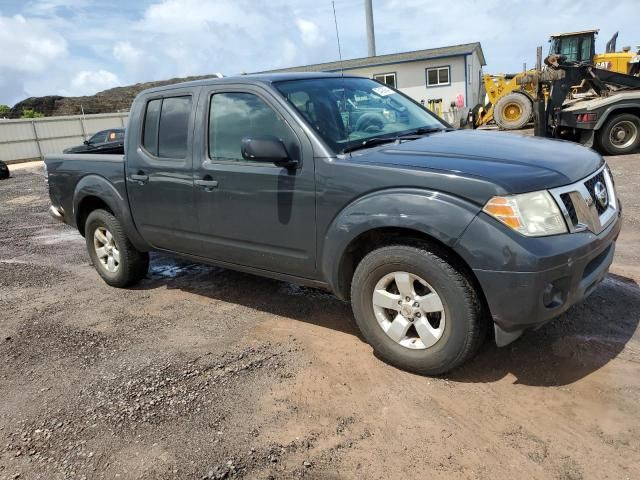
(274, 77, 447, 153)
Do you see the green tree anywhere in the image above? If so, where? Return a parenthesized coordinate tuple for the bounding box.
(21, 108, 44, 119)
(0, 104, 10, 117)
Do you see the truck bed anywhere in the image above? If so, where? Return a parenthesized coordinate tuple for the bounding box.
(45, 153, 126, 230)
(562, 90, 640, 113)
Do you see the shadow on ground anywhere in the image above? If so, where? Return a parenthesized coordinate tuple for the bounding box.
(448, 273, 640, 386)
(140, 253, 359, 337)
(138, 254, 640, 387)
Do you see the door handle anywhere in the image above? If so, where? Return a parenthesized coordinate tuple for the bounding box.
(195, 178, 219, 190)
(129, 172, 149, 185)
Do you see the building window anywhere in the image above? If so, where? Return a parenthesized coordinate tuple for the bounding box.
(373, 73, 396, 88)
(425, 66, 450, 87)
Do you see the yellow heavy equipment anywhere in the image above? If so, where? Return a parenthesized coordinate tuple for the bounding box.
(472, 30, 638, 130)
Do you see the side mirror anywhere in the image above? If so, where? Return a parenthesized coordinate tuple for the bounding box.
(83, 140, 90, 145)
(241, 136, 297, 168)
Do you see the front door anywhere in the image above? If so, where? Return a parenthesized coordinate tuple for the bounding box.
(126, 87, 202, 255)
(192, 85, 317, 278)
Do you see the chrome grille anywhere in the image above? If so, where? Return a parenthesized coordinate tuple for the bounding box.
(583, 171, 607, 215)
(549, 166, 617, 234)
(560, 193, 578, 227)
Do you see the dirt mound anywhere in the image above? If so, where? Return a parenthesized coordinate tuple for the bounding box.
(8, 75, 216, 118)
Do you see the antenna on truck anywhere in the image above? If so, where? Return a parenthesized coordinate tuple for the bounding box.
(332, 1, 344, 76)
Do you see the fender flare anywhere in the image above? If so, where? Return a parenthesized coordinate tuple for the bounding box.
(320, 188, 481, 298)
(513, 88, 535, 104)
(593, 103, 640, 130)
(73, 174, 149, 251)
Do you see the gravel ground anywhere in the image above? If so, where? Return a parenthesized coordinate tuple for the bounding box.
(1, 151, 639, 480)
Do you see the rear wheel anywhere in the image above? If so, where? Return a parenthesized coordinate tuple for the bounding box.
(85, 209, 149, 287)
(350, 245, 485, 375)
(494, 92, 532, 130)
(597, 113, 640, 155)
(0, 160, 9, 180)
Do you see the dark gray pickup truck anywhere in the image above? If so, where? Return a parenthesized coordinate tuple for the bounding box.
(44, 73, 621, 374)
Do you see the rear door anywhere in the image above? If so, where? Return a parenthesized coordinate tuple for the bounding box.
(191, 84, 317, 278)
(126, 87, 202, 254)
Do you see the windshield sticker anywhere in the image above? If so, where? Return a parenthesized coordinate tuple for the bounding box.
(372, 86, 394, 96)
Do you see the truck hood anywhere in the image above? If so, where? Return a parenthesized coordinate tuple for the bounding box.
(352, 129, 604, 193)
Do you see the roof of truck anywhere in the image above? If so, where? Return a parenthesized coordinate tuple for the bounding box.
(549, 29, 599, 38)
(138, 72, 355, 95)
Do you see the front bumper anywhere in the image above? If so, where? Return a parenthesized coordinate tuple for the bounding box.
(456, 204, 622, 346)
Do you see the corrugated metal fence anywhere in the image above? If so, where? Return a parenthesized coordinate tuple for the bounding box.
(0, 112, 129, 164)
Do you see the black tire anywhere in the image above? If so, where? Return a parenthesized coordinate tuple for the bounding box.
(350, 245, 485, 375)
(85, 209, 149, 288)
(597, 113, 640, 156)
(0, 160, 9, 180)
(493, 92, 532, 130)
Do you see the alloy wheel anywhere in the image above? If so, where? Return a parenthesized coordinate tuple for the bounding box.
(371, 271, 446, 349)
(93, 226, 120, 273)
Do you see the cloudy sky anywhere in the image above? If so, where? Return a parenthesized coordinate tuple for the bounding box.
(1, 0, 638, 106)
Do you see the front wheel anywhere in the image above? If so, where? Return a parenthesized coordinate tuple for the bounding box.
(85, 209, 149, 288)
(597, 113, 640, 155)
(493, 92, 532, 130)
(350, 245, 485, 375)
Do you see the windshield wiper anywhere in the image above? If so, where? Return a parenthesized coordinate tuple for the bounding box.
(400, 126, 452, 136)
(341, 126, 451, 154)
(341, 136, 399, 153)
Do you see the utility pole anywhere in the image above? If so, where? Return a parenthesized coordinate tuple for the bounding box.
(365, 0, 376, 57)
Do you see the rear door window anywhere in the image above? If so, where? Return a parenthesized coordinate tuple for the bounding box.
(158, 96, 192, 158)
(108, 130, 124, 141)
(89, 131, 108, 144)
(142, 95, 192, 159)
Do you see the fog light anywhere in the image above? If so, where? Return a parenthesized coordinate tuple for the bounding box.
(542, 279, 568, 309)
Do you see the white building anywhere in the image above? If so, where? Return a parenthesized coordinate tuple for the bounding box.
(262, 42, 486, 124)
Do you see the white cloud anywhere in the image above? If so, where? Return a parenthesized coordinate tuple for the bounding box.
(296, 18, 323, 46)
(113, 41, 143, 64)
(3, 0, 640, 108)
(0, 14, 67, 73)
(68, 70, 120, 95)
(105, 0, 332, 81)
(0, 12, 69, 104)
(27, 0, 90, 16)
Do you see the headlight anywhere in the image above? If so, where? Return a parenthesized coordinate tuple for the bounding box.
(483, 190, 567, 237)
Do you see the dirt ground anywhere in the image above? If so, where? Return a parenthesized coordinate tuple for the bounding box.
(1, 150, 639, 480)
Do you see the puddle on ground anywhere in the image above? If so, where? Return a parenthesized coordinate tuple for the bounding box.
(148, 261, 216, 279)
(148, 257, 337, 302)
